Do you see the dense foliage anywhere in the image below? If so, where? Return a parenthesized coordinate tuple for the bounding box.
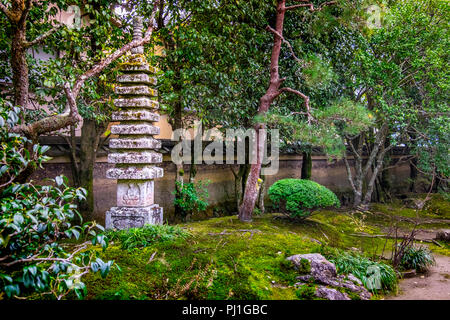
(0, 106, 113, 299)
(173, 180, 209, 219)
(0, 99, 50, 189)
(269, 179, 340, 219)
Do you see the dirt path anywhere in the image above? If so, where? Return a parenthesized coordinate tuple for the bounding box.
(386, 254, 450, 300)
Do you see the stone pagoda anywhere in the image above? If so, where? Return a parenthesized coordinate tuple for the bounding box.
(105, 17, 163, 230)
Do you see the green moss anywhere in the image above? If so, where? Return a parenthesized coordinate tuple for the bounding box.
(82, 210, 421, 300)
(426, 194, 450, 218)
(429, 242, 450, 257)
(295, 284, 322, 300)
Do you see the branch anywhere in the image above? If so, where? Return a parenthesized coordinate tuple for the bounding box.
(19, 0, 33, 25)
(0, 3, 12, 20)
(343, 154, 357, 193)
(72, 1, 159, 98)
(278, 87, 313, 123)
(11, 1, 160, 138)
(285, 1, 336, 11)
(266, 25, 302, 64)
(24, 24, 61, 48)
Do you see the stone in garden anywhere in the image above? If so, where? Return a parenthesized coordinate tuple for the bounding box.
(287, 253, 337, 279)
(114, 85, 157, 96)
(110, 124, 160, 135)
(116, 181, 155, 207)
(105, 205, 163, 229)
(109, 137, 161, 150)
(108, 151, 163, 164)
(315, 286, 351, 301)
(117, 73, 157, 85)
(287, 253, 372, 300)
(120, 63, 157, 74)
(105, 16, 163, 230)
(112, 110, 160, 122)
(114, 97, 159, 109)
(106, 166, 163, 180)
(435, 229, 450, 242)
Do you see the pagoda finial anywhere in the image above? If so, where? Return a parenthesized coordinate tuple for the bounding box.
(131, 16, 144, 54)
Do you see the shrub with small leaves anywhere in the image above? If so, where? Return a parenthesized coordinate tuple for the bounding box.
(0, 100, 51, 190)
(0, 105, 114, 299)
(173, 180, 209, 218)
(268, 179, 340, 219)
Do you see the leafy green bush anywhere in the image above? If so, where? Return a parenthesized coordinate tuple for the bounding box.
(400, 245, 435, 273)
(0, 101, 51, 190)
(106, 224, 190, 250)
(321, 247, 397, 293)
(268, 179, 340, 219)
(0, 104, 114, 299)
(173, 180, 209, 218)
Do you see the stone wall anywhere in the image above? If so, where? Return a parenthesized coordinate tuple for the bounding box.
(30, 153, 411, 224)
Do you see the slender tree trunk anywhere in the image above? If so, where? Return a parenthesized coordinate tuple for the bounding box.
(257, 174, 266, 214)
(239, 0, 287, 222)
(301, 150, 312, 180)
(231, 164, 250, 213)
(409, 157, 418, 192)
(361, 124, 391, 208)
(173, 94, 185, 216)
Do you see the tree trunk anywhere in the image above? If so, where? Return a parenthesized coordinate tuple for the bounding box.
(361, 125, 390, 208)
(232, 164, 250, 213)
(239, 0, 287, 222)
(257, 174, 266, 214)
(11, 25, 29, 112)
(301, 150, 312, 180)
(172, 93, 185, 216)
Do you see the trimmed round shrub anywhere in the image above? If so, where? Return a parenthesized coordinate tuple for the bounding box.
(268, 179, 340, 219)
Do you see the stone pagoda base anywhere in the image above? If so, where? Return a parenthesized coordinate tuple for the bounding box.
(105, 205, 163, 229)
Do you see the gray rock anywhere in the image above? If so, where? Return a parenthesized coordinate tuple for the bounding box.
(435, 229, 450, 242)
(287, 253, 337, 279)
(347, 273, 363, 286)
(315, 286, 351, 301)
(287, 253, 372, 300)
(296, 275, 313, 282)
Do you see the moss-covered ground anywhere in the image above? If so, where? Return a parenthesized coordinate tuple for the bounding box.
(82, 196, 449, 300)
